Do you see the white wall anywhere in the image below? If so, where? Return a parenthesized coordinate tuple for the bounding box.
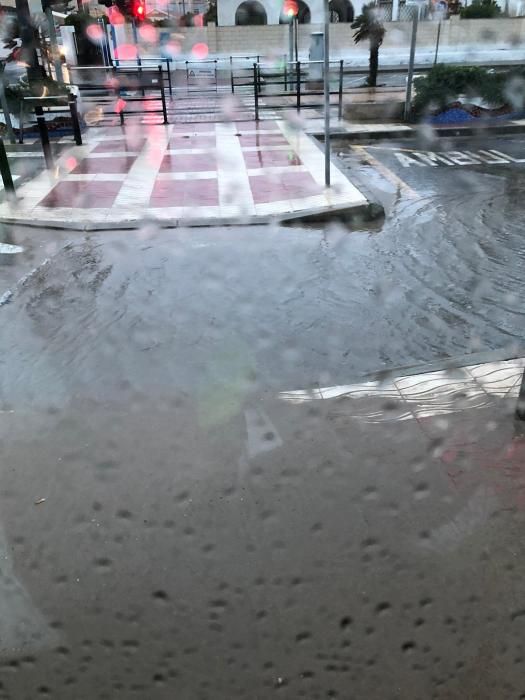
(218, 0, 365, 26)
(173, 17, 525, 54)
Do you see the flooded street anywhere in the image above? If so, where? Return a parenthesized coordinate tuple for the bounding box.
(0, 132, 524, 699)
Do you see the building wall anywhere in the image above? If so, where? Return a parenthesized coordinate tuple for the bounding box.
(217, 0, 364, 25)
(171, 17, 525, 56)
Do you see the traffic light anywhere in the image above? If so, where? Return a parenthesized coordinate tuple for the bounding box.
(106, 0, 147, 21)
(282, 0, 298, 17)
(132, 0, 146, 21)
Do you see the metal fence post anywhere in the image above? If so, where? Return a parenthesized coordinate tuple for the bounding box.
(159, 65, 168, 123)
(68, 94, 82, 145)
(0, 137, 15, 196)
(296, 60, 301, 111)
(284, 62, 288, 92)
(253, 63, 259, 121)
(35, 105, 53, 168)
(338, 58, 343, 120)
(165, 58, 173, 96)
(517, 370, 525, 420)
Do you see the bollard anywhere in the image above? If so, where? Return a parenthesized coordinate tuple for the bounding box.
(35, 105, 53, 169)
(68, 94, 82, 145)
(159, 65, 168, 124)
(0, 137, 15, 196)
(516, 370, 525, 420)
(338, 59, 344, 120)
(253, 63, 259, 121)
(165, 59, 173, 97)
(296, 60, 301, 112)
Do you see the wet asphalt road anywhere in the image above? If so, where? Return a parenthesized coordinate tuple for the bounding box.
(0, 133, 524, 699)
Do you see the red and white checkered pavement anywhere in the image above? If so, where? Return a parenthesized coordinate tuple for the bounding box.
(0, 120, 367, 229)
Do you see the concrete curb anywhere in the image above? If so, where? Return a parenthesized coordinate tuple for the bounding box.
(312, 120, 525, 143)
(0, 200, 379, 231)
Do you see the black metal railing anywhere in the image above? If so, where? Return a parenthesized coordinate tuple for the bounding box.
(111, 57, 173, 96)
(69, 64, 168, 125)
(19, 93, 83, 147)
(246, 60, 345, 121)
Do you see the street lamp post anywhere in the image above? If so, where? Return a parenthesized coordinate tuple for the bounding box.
(323, 0, 330, 186)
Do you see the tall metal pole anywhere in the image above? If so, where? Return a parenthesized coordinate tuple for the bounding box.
(288, 20, 293, 89)
(323, 0, 330, 186)
(403, 8, 418, 122)
(434, 19, 441, 65)
(294, 16, 298, 64)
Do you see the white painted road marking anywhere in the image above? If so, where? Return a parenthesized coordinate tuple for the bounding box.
(394, 149, 525, 168)
(0, 243, 24, 254)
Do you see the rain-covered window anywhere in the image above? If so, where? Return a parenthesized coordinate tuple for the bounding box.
(0, 0, 524, 695)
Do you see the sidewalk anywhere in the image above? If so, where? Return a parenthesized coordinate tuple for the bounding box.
(279, 355, 525, 507)
(305, 115, 525, 140)
(0, 120, 368, 230)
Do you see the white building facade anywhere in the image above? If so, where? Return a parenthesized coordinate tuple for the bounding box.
(217, 0, 364, 26)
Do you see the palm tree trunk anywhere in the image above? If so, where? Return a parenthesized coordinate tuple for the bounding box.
(15, 0, 44, 81)
(368, 43, 379, 87)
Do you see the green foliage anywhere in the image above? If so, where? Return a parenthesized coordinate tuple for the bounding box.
(204, 0, 217, 24)
(460, 0, 501, 18)
(412, 63, 525, 116)
(351, 3, 385, 47)
(351, 3, 385, 87)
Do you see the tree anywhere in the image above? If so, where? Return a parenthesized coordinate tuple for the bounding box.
(351, 3, 385, 88)
(14, 0, 41, 79)
(460, 0, 500, 17)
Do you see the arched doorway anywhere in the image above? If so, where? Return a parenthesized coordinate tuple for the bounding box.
(279, 0, 311, 23)
(329, 0, 354, 21)
(235, 0, 268, 24)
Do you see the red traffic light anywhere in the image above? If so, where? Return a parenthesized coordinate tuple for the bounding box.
(132, 0, 146, 20)
(283, 0, 298, 16)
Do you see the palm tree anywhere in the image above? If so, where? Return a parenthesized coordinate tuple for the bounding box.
(351, 4, 386, 88)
